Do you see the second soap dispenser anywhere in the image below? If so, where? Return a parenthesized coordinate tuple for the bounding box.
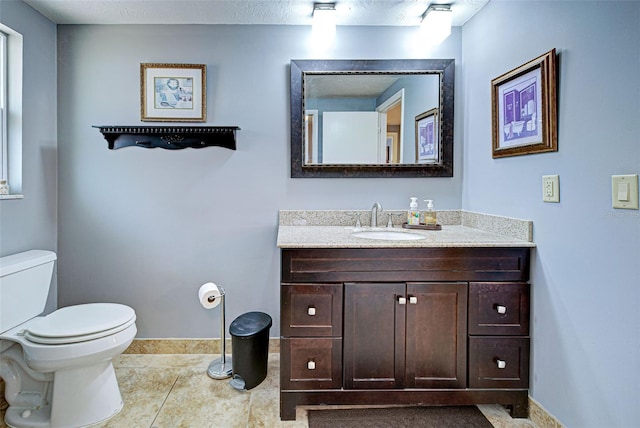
(423, 199, 437, 226)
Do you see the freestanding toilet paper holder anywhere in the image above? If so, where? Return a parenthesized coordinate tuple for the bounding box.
(206, 286, 232, 379)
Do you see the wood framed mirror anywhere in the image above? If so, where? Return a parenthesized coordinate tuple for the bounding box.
(290, 59, 454, 178)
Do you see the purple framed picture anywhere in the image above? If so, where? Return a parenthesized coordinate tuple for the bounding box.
(415, 108, 439, 163)
(491, 49, 557, 158)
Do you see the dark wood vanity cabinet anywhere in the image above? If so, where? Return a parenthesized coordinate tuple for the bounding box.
(280, 247, 531, 420)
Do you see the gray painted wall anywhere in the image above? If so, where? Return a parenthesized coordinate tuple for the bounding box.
(0, 0, 57, 312)
(462, 2, 639, 427)
(56, 24, 463, 339)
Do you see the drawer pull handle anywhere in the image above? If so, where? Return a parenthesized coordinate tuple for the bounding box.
(307, 360, 316, 370)
(409, 296, 418, 304)
(496, 305, 507, 314)
(398, 296, 407, 305)
(497, 359, 507, 369)
(307, 306, 316, 316)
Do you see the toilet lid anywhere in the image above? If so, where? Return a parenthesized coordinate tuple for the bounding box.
(23, 303, 136, 344)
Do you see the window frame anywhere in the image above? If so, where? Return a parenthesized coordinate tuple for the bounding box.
(0, 23, 23, 198)
(0, 30, 7, 181)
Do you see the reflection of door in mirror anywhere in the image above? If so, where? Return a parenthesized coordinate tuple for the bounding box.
(386, 133, 398, 163)
(389, 105, 402, 163)
(304, 110, 318, 164)
(377, 89, 404, 164)
(322, 112, 379, 164)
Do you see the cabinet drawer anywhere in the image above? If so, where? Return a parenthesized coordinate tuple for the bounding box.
(468, 337, 529, 389)
(281, 338, 342, 390)
(282, 248, 531, 283)
(281, 283, 342, 337)
(468, 282, 529, 336)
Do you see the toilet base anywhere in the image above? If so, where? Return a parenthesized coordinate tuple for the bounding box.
(5, 360, 123, 428)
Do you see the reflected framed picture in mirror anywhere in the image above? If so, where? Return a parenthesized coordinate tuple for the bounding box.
(491, 49, 557, 158)
(415, 108, 439, 163)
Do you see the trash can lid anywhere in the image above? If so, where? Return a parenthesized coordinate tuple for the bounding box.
(230, 311, 272, 337)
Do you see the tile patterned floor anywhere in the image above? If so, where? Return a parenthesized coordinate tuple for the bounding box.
(1, 353, 538, 428)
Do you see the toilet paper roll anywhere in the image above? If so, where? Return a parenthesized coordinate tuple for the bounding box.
(198, 282, 223, 309)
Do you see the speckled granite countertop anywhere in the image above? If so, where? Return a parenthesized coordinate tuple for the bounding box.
(277, 210, 535, 248)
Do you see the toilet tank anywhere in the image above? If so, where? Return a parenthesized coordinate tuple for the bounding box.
(0, 250, 57, 334)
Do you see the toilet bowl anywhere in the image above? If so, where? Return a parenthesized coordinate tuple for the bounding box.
(0, 250, 137, 428)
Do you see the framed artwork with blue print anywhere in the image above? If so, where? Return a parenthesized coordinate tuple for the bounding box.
(140, 63, 206, 122)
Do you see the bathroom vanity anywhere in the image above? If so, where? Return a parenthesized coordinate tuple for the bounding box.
(277, 211, 535, 420)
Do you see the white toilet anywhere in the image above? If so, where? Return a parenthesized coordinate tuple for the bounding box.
(0, 250, 137, 428)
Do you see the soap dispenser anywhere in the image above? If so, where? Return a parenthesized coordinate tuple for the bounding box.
(423, 199, 437, 226)
(407, 197, 420, 225)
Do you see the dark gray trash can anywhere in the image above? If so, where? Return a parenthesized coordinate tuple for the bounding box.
(229, 311, 272, 390)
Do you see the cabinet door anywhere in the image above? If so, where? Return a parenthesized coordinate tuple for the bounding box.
(405, 282, 467, 388)
(344, 282, 406, 389)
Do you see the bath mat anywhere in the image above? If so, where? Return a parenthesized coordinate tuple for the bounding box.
(307, 405, 493, 428)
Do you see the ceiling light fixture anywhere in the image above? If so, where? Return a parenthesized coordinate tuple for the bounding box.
(420, 4, 452, 45)
(312, 2, 336, 41)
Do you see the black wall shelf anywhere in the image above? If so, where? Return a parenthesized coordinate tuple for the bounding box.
(93, 126, 240, 150)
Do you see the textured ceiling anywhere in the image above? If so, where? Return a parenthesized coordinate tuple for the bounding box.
(307, 74, 401, 98)
(24, 0, 489, 26)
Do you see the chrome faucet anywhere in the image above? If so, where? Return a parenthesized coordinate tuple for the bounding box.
(370, 202, 382, 227)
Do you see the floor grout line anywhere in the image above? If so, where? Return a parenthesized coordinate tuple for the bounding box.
(245, 390, 254, 428)
(149, 373, 180, 428)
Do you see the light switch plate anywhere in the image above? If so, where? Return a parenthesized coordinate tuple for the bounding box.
(612, 174, 639, 209)
(542, 175, 559, 203)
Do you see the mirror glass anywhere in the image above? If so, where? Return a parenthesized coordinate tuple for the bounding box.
(290, 59, 455, 178)
(304, 73, 440, 165)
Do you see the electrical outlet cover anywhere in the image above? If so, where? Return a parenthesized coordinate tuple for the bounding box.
(542, 175, 559, 203)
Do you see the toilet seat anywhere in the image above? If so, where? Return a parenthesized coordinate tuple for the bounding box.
(21, 303, 136, 345)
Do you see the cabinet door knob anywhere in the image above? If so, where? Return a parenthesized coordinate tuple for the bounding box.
(307, 306, 316, 316)
(497, 359, 507, 369)
(409, 296, 418, 304)
(398, 296, 407, 305)
(496, 305, 507, 314)
(307, 360, 316, 370)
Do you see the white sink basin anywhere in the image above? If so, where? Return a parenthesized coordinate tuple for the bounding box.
(352, 230, 426, 241)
